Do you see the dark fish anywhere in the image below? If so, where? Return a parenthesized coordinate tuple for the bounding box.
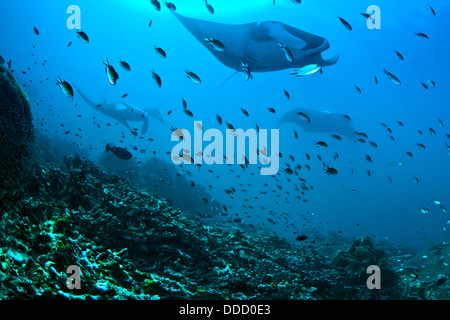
(338, 17, 352, 30)
(154, 45, 167, 59)
(121, 94, 128, 98)
(184, 109, 194, 117)
(283, 89, 290, 100)
(394, 50, 404, 61)
(383, 68, 401, 86)
(118, 59, 131, 71)
(151, 0, 161, 11)
(56, 77, 74, 99)
(74, 29, 89, 44)
(67, 41, 72, 47)
(216, 114, 222, 125)
(241, 107, 249, 117)
(374, 75, 378, 85)
(355, 85, 361, 93)
(151, 70, 162, 87)
(182, 97, 187, 109)
(185, 69, 201, 84)
(104, 58, 119, 86)
(430, 5, 436, 16)
(226, 122, 234, 130)
(324, 166, 338, 175)
(33, 26, 39, 35)
(164, 1, 176, 10)
(267, 107, 276, 113)
(414, 32, 429, 39)
(421, 82, 429, 90)
(205, 1, 214, 14)
(295, 111, 311, 124)
(148, 20, 153, 27)
(296, 235, 308, 242)
(106, 143, 132, 160)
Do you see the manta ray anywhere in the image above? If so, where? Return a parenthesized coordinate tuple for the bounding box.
(278, 108, 357, 143)
(172, 11, 339, 73)
(72, 83, 164, 135)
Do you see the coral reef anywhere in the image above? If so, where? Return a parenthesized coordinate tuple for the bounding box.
(1, 155, 449, 299)
(0, 62, 34, 207)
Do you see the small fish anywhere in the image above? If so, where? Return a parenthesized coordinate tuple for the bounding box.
(74, 29, 89, 44)
(151, 0, 161, 11)
(164, 1, 176, 10)
(427, 79, 436, 87)
(182, 97, 187, 109)
(406, 151, 413, 158)
(118, 59, 130, 71)
(104, 58, 119, 86)
(148, 20, 152, 27)
(67, 41, 72, 47)
(295, 235, 308, 242)
(331, 134, 342, 141)
(324, 166, 338, 175)
(383, 68, 401, 86)
(374, 75, 378, 85)
(154, 45, 167, 59)
(205, 0, 214, 14)
(283, 168, 294, 175)
(241, 107, 249, 117)
(338, 17, 352, 30)
(283, 89, 290, 100)
(416, 143, 426, 149)
(121, 94, 128, 98)
(314, 141, 328, 148)
(414, 32, 429, 39)
(278, 42, 294, 63)
(216, 114, 222, 125)
(429, 127, 436, 135)
(185, 69, 201, 84)
(33, 26, 39, 35)
(151, 70, 162, 87)
(420, 208, 430, 214)
(394, 50, 404, 61)
(295, 111, 311, 124)
(433, 199, 441, 205)
(421, 82, 429, 90)
(204, 37, 225, 51)
(355, 85, 362, 93)
(290, 64, 321, 77)
(267, 107, 276, 114)
(56, 77, 74, 99)
(184, 109, 194, 117)
(429, 5, 436, 16)
(240, 61, 252, 81)
(106, 143, 132, 160)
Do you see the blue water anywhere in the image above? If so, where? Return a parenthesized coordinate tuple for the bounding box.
(2, 0, 449, 252)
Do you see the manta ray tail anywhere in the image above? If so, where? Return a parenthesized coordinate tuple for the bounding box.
(217, 71, 239, 89)
(68, 75, 99, 108)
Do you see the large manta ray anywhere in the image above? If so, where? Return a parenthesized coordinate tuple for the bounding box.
(172, 11, 339, 73)
(278, 108, 357, 143)
(71, 83, 164, 136)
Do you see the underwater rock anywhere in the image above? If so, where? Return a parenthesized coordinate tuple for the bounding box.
(0, 61, 34, 207)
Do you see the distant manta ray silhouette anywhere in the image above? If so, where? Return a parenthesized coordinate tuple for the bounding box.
(278, 108, 358, 143)
(72, 83, 164, 136)
(171, 11, 339, 74)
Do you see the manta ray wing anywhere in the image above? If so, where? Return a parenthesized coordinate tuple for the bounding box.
(171, 12, 338, 72)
